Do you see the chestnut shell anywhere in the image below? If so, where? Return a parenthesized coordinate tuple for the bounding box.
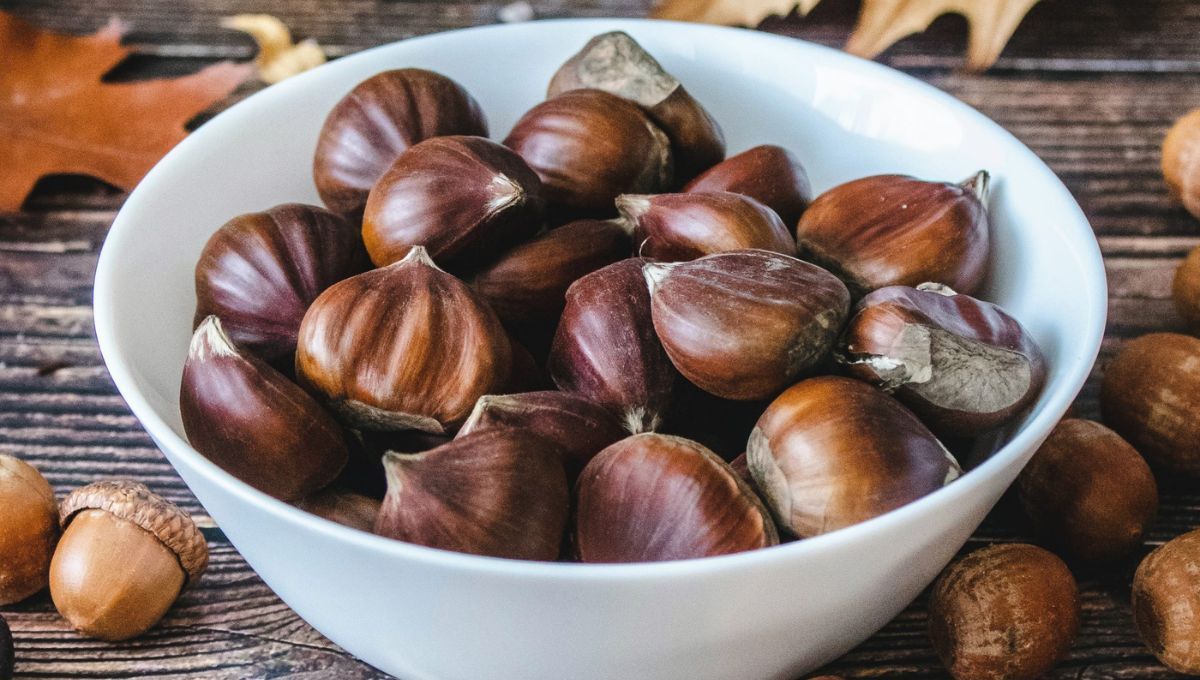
(313, 69, 488, 216)
(617, 191, 795, 262)
(193, 203, 367, 362)
(683, 144, 813, 226)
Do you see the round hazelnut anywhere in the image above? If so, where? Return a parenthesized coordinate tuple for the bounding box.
(0, 454, 58, 605)
(1100, 333, 1200, 476)
(1133, 528, 1200, 674)
(1172, 244, 1200, 331)
(1162, 108, 1200, 221)
(929, 543, 1080, 680)
(1017, 419, 1157, 562)
(50, 480, 208, 641)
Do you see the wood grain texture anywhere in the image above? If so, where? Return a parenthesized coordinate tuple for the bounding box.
(1, 0, 1199, 677)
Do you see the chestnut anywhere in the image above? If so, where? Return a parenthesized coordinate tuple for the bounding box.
(181, 316, 349, 501)
(683, 144, 813, 226)
(294, 488, 381, 533)
(574, 434, 777, 562)
(616, 191, 795, 262)
(374, 429, 569, 560)
(549, 258, 676, 434)
(0, 454, 58, 605)
(644, 250, 850, 400)
(795, 172, 991, 296)
(747, 376, 960, 537)
(193, 203, 367, 363)
(838, 283, 1046, 437)
(313, 69, 488, 215)
(547, 31, 724, 183)
(471, 218, 631, 328)
(929, 543, 1080, 680)
(362, 136, 545, 270)
(296, 246, 512, 433)
(458, 391, 626, 481)
(1100, 333, 1200, 476)
(1016, 419, 1157, 562)
(1133, 528, 1200, 674)
(503, 89, 673, 212)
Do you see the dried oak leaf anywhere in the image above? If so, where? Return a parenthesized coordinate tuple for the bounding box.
(0, 13, 251, 211)
(652, 0, 823, 26)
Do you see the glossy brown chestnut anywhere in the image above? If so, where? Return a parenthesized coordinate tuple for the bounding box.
(1017, 419, 1157, 562)
(617, 192, 795, 262)
(683, 145, 812, 226)
(296, 246, 512, 433)
(503, 89, 673, 212)
(548, 258, 676, 434)
(575, 434, 777, 563)
(795, 172, 991, 296)
(362, 136, 545, 270)
(294, 488, 381, 533)
(929, 544, 1080, 680)
(547, 31, 724, 183)
(313, 69, 488, 215)
(374, 429, 569, 560)
(181, 316, 349, 501)
(0, 454, 58, 605)
(1100, 333, 1200, 476)
(193, 203, 367, 362)
(1133, 528, 1200, 674)
(472, 218, 631, 328)
(458, 391, 626, 480)
(748, 376, 960, 537)
(645, 250, 850, 400)
(838, 283, 1046, 437)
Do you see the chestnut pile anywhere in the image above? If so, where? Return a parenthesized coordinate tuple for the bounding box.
(180, 31, 1048, 565)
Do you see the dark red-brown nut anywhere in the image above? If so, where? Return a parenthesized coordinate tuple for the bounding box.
(616, 192, 795, 262)
(1133, 529, 1200, 674)
(0, 455, 58, 605)
(181, 316, 349, 501)
(1017, 419, 1157, 562)
(575, 434, 777, 562)
(929, 544, 1080, 680)
(645, 250, 849, 400)
(547, 31, 724, 183)
(193, 203, 367, 363)
(296, 246, 511, 433)
(503, 89, 673, 212)
(294, 488, 381, 533)
(748, 376, 960, 537)
(472, 218, 631, 328)
(458, 391, 626, 481)
(683, 145, 812, 226)
(838, 283, 1046, 437)
(1173, 244, 1200, 331)
(549, 258, 676, 434)
(313, 69, 488, 215)
(362, 136, 545, 271)
(795, 172, 991, 296)
(374, 429, 569, 560)
(1100, 333, 1200, 476)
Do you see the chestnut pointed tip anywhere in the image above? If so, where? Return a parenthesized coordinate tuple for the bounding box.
(642, 261, 675, 295)
(397, 245, 442, 271)
(615, 194, 652, 220)
(189, 315, 239, 361)
(486, 173, 525, 214)
(916, 282, 958, 297)
(961, 170, 991, 205)
(460, 393, 504, 435)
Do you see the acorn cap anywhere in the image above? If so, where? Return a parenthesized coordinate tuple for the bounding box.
(59, 480, 208, 584)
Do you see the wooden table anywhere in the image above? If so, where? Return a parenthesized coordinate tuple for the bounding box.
(1, 0, 1197, 677)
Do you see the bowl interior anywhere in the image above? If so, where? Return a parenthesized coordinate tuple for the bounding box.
(95, 19, 1105, 568)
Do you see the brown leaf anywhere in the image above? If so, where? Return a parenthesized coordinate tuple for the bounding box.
(0, 12, 251, 211)
(221, 14, 326, 84)
(652, 0, 822, 26)
(845, 0, 1040, 71)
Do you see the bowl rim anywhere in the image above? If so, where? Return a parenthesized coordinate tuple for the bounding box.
(93, 17, 1107, 581)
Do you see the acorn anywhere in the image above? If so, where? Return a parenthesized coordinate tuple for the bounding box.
(574, 434, 777, 563)
(838, 283, 1046, 437)
(180, 316, 349, 501)
(795, 172, 991, 296)
(504, 89, 673, 212)
(313, 69, 487, 215)
(362, 136, 545, 271)
(683, 144, 812, 226)
(296, 247, 512, 433)
(193, 203, 367, 363)
(616, 192, 795, 262)
(547, 31, 725, 183)
(644, 250, 850, 400)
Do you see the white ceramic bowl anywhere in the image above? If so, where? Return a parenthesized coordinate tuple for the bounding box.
(94, 18, 1106, 680)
